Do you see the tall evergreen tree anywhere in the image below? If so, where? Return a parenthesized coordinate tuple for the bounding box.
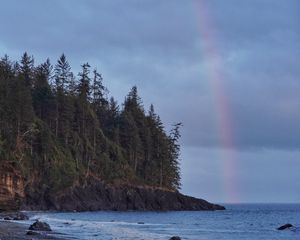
(32, 59, 54, 120)
(54, 54, 71, 92)
(168, 122, 182, 190)
(0, 53, 183, 194)
(77, 63, 91, 101)
(53, 55, 74, 142)
(92, 69, 106, 106)
(20, 52, 34, 88)
(10, 55, 35, 162)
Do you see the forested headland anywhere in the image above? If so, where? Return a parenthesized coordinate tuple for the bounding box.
(0, 53, 226, 212)
(0, 53, 182, 194)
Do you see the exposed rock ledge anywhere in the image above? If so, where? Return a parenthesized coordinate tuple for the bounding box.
(0, 163, 224, 212)
(23, 178, 225, 211)
(0, 163, 24, 211)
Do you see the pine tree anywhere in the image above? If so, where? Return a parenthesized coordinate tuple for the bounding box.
(10, 55, 35, 162)
(53, 54, 73, 139)
(0, 56, 13, 158)
(0, 53, 183, 193)
(20, 52, 34, 88)
(92, 69, 106, 106)
(168, 123, 182, 190)
(68, 72, 77, 96)
(91, 69, 109, 130)
(121, 86, 147, 177)
(106, 97, 120, 143)
(75, 63, 93, 175)
(32, 59, 54, 121)
(77, 63, 91, 101)
(54, 54, 71, 92)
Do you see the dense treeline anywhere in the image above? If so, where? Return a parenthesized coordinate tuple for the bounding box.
(0, 53, 181, 192)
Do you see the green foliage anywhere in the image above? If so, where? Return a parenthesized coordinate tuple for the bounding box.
(0, 53, 182, 192)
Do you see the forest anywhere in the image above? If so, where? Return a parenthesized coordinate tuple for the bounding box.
(0, 53, 182, 193)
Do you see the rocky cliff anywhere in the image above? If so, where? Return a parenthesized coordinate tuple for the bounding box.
(23, 177, 225, 211)
(0, 165, 224, 212)
(0, 163, 25, 211)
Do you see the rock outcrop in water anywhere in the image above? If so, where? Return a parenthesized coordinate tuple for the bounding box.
(2, 212, 28, 220)
(169, 236, 181, 240)
(277, 223, 294, 230)
(29, 220, 52, 231)
(23, 177, 225, 211)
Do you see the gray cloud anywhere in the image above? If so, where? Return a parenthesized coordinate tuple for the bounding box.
(0, 0, 299, 150)
(181, 147, 300, 203)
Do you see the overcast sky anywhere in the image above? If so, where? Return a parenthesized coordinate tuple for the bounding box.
(0, 0, 299, 203)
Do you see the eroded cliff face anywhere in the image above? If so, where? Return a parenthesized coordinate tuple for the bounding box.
(0, 165, 225, 212)
(0, 163, 25, 211)
(23, 177, 225, 211)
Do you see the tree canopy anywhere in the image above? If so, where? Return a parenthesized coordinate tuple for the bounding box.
(0, 53, 182, 192)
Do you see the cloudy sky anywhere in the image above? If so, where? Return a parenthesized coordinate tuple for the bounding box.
(1, 0, 299, 203)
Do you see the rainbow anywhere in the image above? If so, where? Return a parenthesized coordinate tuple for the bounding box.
(194, 0, 239, 203)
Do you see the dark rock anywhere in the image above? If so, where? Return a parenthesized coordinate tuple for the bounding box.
(13, 212, 29, 220)
(2, 212, 28, 221)
(137, 222, 144, 224)
(0, 163, 25, 211)
(170, 236, 181, 240)
(25, 177, 225, 212)
(21, 176, 225, 212)
(29, 220, 52, 231)
(277, 223, 294, 230)
(26, 230, 40, 235)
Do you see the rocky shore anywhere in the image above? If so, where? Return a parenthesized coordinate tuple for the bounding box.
(0, 165, 224, 212)
(0, 220, 63, 240)
(23, 178, 225, 212)
(0, 174, 224, 239)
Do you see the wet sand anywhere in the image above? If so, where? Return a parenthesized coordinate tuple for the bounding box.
(0, 220, 65, 240)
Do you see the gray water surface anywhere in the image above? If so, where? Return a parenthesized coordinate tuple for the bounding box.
(24, 204, 300, 239)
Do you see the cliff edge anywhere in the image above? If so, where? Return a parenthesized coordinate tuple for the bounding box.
(23, 177, 225, 211)
(0, 165, 224, 212)
(0, 163, 24, 211)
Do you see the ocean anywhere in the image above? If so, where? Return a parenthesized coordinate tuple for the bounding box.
(22, 204, 300, 239)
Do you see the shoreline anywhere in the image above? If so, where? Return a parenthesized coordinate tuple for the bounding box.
(1, 205, 298, 240)
(23, 179, 225, 212)
(0, 220, 66, 240)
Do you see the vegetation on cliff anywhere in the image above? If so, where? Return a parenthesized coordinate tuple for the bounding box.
(0, 53, 182, 197)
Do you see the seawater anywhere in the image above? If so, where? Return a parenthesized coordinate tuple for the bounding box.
(22, 204, 300, 239)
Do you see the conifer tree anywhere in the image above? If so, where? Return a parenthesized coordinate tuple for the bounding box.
(54, 54, 71, 92)
(77, 63, 91, 101)
(20, 52, 34, 88)
(91, 69, 109, 130)
(11, 55, 35, 162)
(92, 69, 106, 106)
(106, 97, 120, 143)
(54, 55, 74, 142)
(168, 123, 182, 189)
(0, 53, 183, 193)
(32, 59, 54, 120)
